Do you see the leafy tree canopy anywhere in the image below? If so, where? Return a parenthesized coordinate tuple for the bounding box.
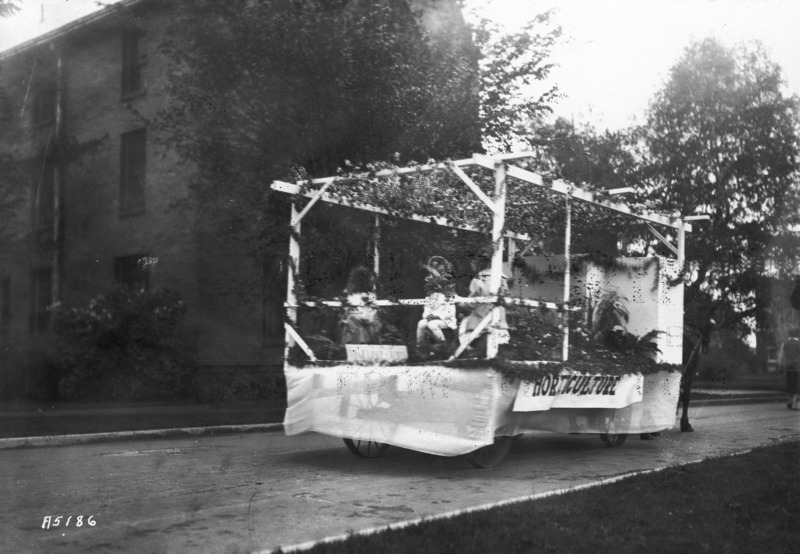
(470, 9, 561, 153)
(0, 0, 18, 18)
(158, 0, 562, 267)
(637, 38, 800, 330)
(526, 119, 649, 254)
(158, 0, 486, 253)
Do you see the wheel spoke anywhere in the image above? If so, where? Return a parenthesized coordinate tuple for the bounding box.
(344, 438, 390, 458)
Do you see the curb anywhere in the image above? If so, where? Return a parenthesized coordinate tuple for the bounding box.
(691, 395, 786, 407)
(0, 394, 788, 450)
(0, 422, 284, 450)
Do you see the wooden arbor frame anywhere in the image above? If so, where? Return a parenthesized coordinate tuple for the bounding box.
(271, 152, 695, 363)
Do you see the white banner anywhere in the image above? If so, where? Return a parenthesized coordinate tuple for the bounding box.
(283, 364, 676, 456)
(512, 372, 643, 412)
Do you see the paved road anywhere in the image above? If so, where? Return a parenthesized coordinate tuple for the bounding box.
(2, 402, 798, 553)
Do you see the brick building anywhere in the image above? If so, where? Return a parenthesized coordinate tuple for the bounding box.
(0, 0, 478, 397)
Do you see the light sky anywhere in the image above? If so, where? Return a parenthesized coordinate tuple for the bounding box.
(1, 0, 800, 130)
(467, 0, 800, 130)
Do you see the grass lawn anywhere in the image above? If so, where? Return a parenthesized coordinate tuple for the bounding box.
(287, 440, 800, 554)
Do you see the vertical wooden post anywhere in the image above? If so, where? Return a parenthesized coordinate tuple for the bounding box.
(487, 159, 506, 359)
(677, 219, 686, 263)
(285, 203, 301, 356)
(562, 193, 572, 362)
(372, 215, 380, 280)
(506, 236, 516, 288)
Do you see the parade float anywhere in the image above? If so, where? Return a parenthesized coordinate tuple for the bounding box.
(270, 152, 699, 467)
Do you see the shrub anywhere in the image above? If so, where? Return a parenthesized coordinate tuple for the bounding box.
(51, 286, 197, 401)
(697, 344, 753, 382)
(0, 334, 62, 401)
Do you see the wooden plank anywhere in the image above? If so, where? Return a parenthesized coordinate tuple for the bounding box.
(291, 180, 333, 227)
(449, 161, 499, 215)
(447, 311, 494, 362)
(301, 152, 536, 185)
(646, 224, 679, 256)
(285, 323, 317, 362)
(503, 166, 692, 232)
(271, 181, 530, 240)
(286, 296, 581, 311)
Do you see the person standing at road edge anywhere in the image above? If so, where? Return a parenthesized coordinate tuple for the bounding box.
(778, 327, 800, 410)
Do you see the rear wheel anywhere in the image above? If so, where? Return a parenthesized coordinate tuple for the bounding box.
(599, 432, 628, 447)
(343, 438, 390, 458)
(464, 436, 513, 468)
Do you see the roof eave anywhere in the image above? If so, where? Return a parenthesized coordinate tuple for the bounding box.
(0, 0, 144, 61)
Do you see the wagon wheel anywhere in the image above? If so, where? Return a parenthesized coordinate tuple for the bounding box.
(339, 375, 397, 459)
(464, 435, 513, 468)
(343, 438, 390, 458)
(599, 432, 628, 447)
(598, 419, 627, 447)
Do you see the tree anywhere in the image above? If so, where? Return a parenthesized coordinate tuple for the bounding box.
(527, 117, 639, 191)
(0, 1, 18, 18)
(156, 0, 563, 306)
(519, 118, 647, 258)
(158, 0, 481, 253)
(637, 38, 800, 332)
(470, 10, 561, 152)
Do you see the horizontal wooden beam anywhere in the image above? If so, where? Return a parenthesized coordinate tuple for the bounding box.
(272, 151, 691, 236)
(286, 296, 581, 311)
(271, 181, 530, 240)
(302, 152, 536, 186)
(500, 165, 691, 232)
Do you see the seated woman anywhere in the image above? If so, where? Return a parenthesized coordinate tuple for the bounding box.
(459, 256, 510, 353)
(416, 257, 457, 355)
(340, 266, 382, 345)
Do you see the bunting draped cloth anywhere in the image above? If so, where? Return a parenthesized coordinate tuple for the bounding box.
(283, 364, 681, 457)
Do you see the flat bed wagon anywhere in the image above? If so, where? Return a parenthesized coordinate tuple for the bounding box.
(272, 153, 693, 467)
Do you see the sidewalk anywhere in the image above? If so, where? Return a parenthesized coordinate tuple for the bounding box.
(0, 380, 789, 449)
(0, 400, 287, 448)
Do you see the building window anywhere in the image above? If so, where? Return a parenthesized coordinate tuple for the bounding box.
(33, 161, 55, 232)
(31, 85, 56, 126)
(121, 31, 144, 97)
(1, 276, 10, 333)
(29, 267, 52, 333)
(114, 254, 150, 290)
(119, 128, 146, 216)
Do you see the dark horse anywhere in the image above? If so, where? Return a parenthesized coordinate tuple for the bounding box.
(679, 299, 716, 432)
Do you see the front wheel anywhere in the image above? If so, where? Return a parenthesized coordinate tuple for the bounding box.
(343, 438, 390, 458)
(599, 433, 628, 447)
(464, 436, 513, 468)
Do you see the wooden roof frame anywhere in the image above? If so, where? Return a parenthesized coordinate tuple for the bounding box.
(271, 151, 694, 362)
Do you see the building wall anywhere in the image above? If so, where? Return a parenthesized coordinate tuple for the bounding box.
(0, 0, 479, 379)
(756, 277, 800, 372)
(58, 15, 200, 305)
